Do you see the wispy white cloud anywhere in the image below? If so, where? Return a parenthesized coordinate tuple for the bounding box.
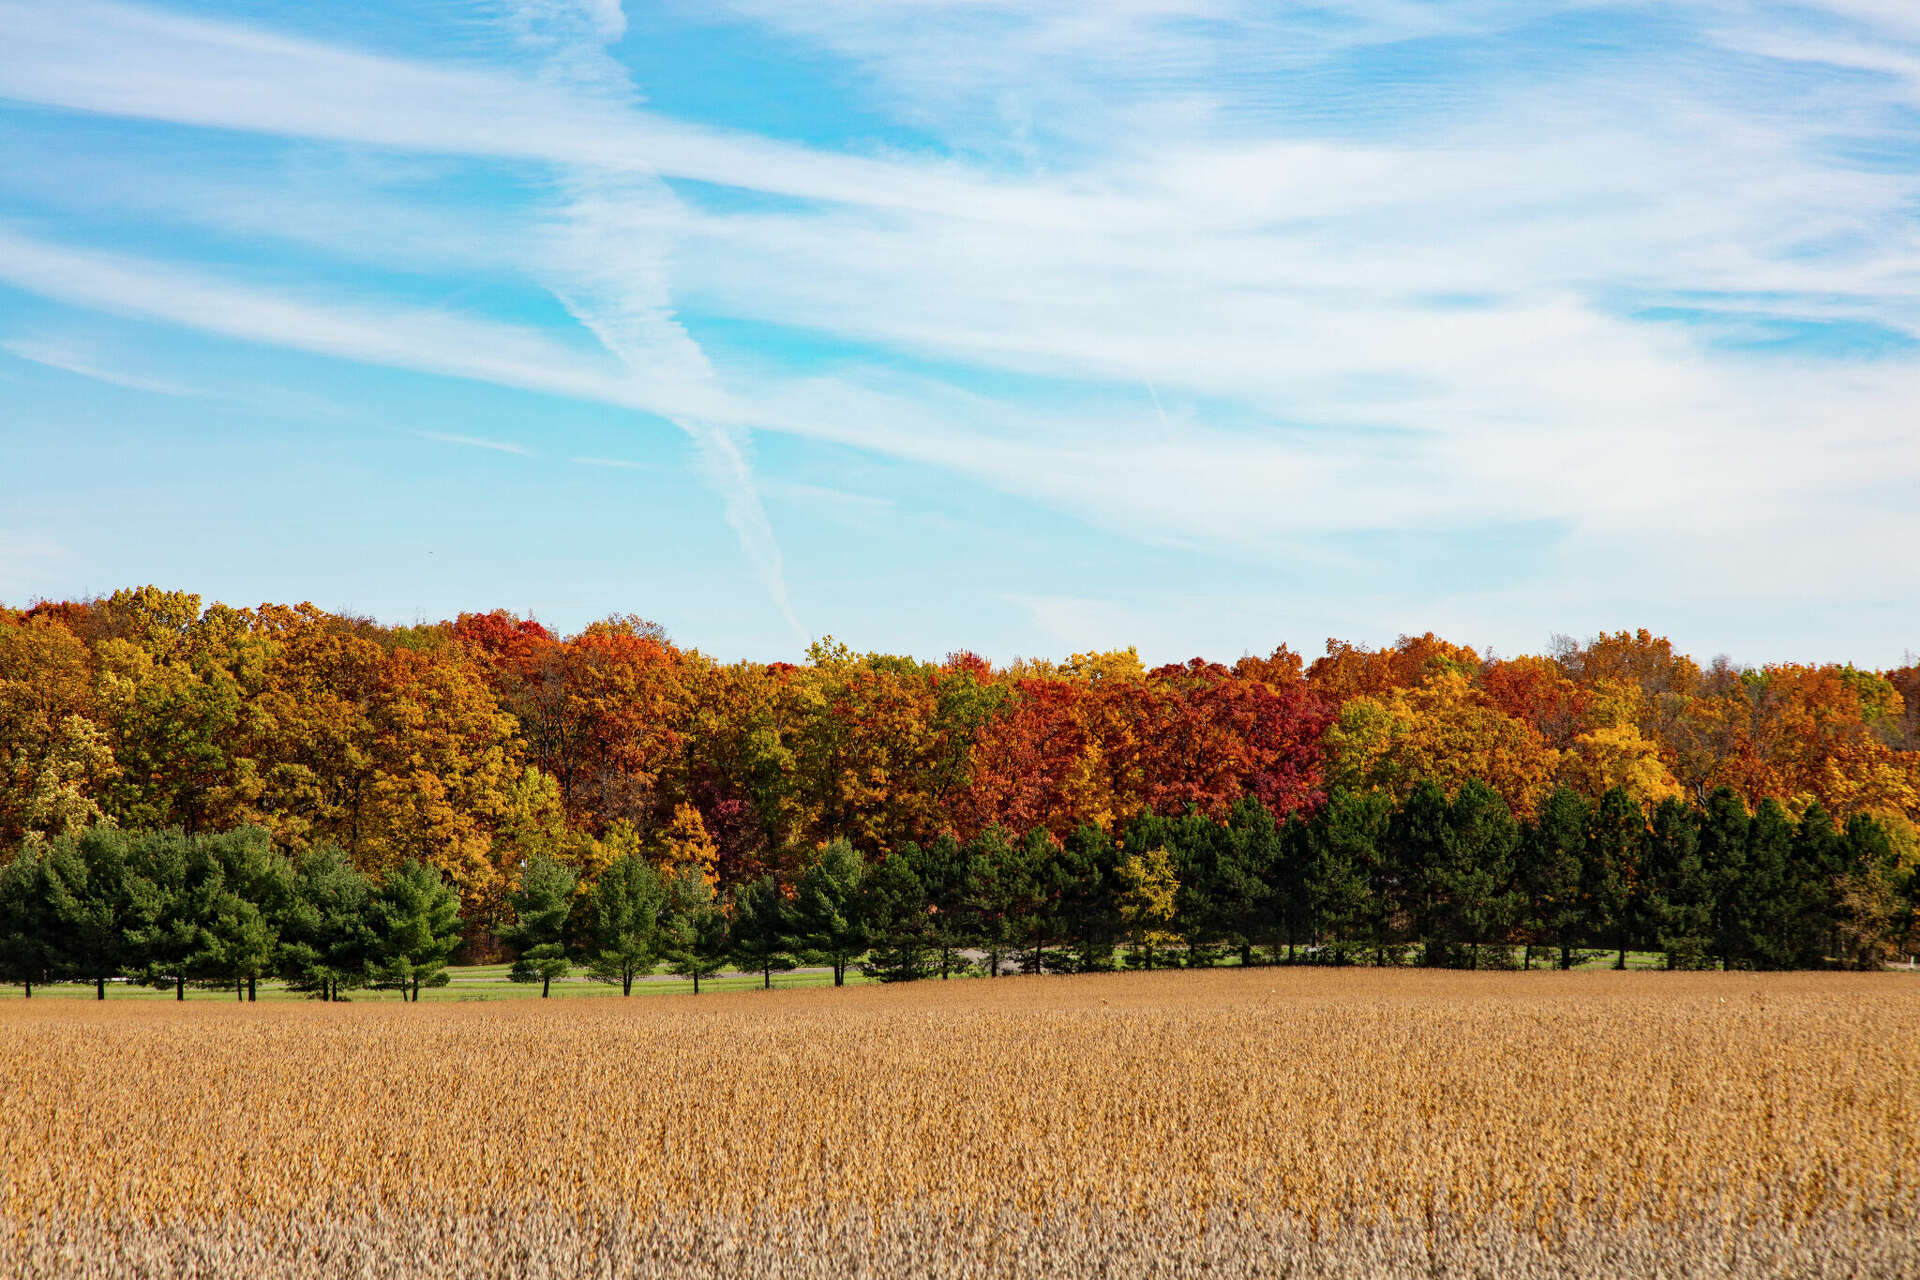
(416, 431, 532, 456)
(572, 455, 658, 470)
(3, 0, 1919, 658)
(0, 0, 1078, 227)
(1, 337, 192, 395)
(764, 483, 895, 513)
(495, 0, 804, 643)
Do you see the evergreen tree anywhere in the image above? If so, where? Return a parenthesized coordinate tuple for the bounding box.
(1437, 779, 1519, 969)
(0, 847, 58, 996)
(1155, 811, 1232, 966)
(1005, 827, 1066, 973)
(1788, 803, 1845, 968)
(1516, 787, 1587, 969)
(580, 853, 665, 995)
(277, 845, 373, 1001)
(195, 828, 288, 1001)
(1267, 812, 1312, 963)
(729, 874, 797, 989)
(1220, 799, 1280, 966)
(115, 829, 284, 1002)
(367, 860, 462, 1000)
(500, 854, 577, 997)
(1583, 788, 1644, 970)
(964, 828, 1020, 977)
(1391, 779, 1454, 966)
(1642, 797, 1711, 969)
(794, 838, 870, 987)
(1698, 787, 1750, 969)
(1053, 824, 1122, 972)
(1305, 789, 1391, 965)
(195, 879, 276, 1002)
(122, 830, 199, 1000)
(911, 834, 977, 979)
(1728, 799, 1795, 969)
(658, 867, 729, 993)
(860, 852, 935, 982)
(46, 828, 139, 998)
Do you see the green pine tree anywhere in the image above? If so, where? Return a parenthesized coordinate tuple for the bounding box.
(500, 854, 578, 997)
(1306, 789, 1391, 965)
(658, 867, 729, 993)
(1788, 803, 1845, 968)
(1730, 799, 1795, 969)
(122, 830, 200, 1001)
(42, 828, 137, 999)
(0, 847, 59, 997)
(1517, 787, 1587, 969)
(860, 853, 934, 983)
(1698, 787, 1750, 969)
(1392, 779, 1455, 967)
(794, 839, 870, 987)
(194, 828, 289, 1001)
(729, 874, 797, 989)
(1642, 797, 1711, 969)
(276, 845, 373, 1001)
(1439, 780, 1519, 970)
(1053, 824, 1122, 973)
(1583, 788, 1643, 970)
(368, 860, 462, 1001)
(581, 854, 665, 996)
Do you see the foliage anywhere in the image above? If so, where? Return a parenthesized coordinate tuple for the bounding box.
(500, 854, 577, 997)
(792, 839, 870, 987)
(579, 854, 665, 996)
(366, 861, 462, 1000)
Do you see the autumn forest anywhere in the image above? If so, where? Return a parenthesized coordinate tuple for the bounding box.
(3, 587, 1917, 964)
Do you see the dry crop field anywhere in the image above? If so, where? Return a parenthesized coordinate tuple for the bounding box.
(4, 970, 1918, 1278)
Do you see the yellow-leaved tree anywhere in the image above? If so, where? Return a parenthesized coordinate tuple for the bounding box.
(1558, 680, 1682, 807)
(655, 801, 720, 886)
(1323, 670, 1559, 816)
(1116, 845, 1180, 970)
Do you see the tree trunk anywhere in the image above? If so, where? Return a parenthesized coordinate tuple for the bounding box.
(622, 974, 633, 996)
(762, 966, 771, 990)
(236, 980, 244, 1002)
(248, 976, 257, 1002)
(1615, 945, 1628, 971)
(96, 977, 106, 1000)
(1559, 941, 1573, 971)
(1240, 942, 1253, 968)
(541, 975, 551, 998)
(411, 978, 420, 1002)
(22, 979, 29, 999)
(833, 961, 844, 988)
(176, 976, 185, 1001)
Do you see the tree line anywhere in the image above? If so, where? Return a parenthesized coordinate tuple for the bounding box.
(3, 589, 1917, 956)
(2, 779, 1907, 999)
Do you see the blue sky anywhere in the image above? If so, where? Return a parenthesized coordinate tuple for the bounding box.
(1, 0, 1917, 667)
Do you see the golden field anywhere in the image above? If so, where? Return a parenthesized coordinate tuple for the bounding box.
(5, 969, 1919, 1278)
